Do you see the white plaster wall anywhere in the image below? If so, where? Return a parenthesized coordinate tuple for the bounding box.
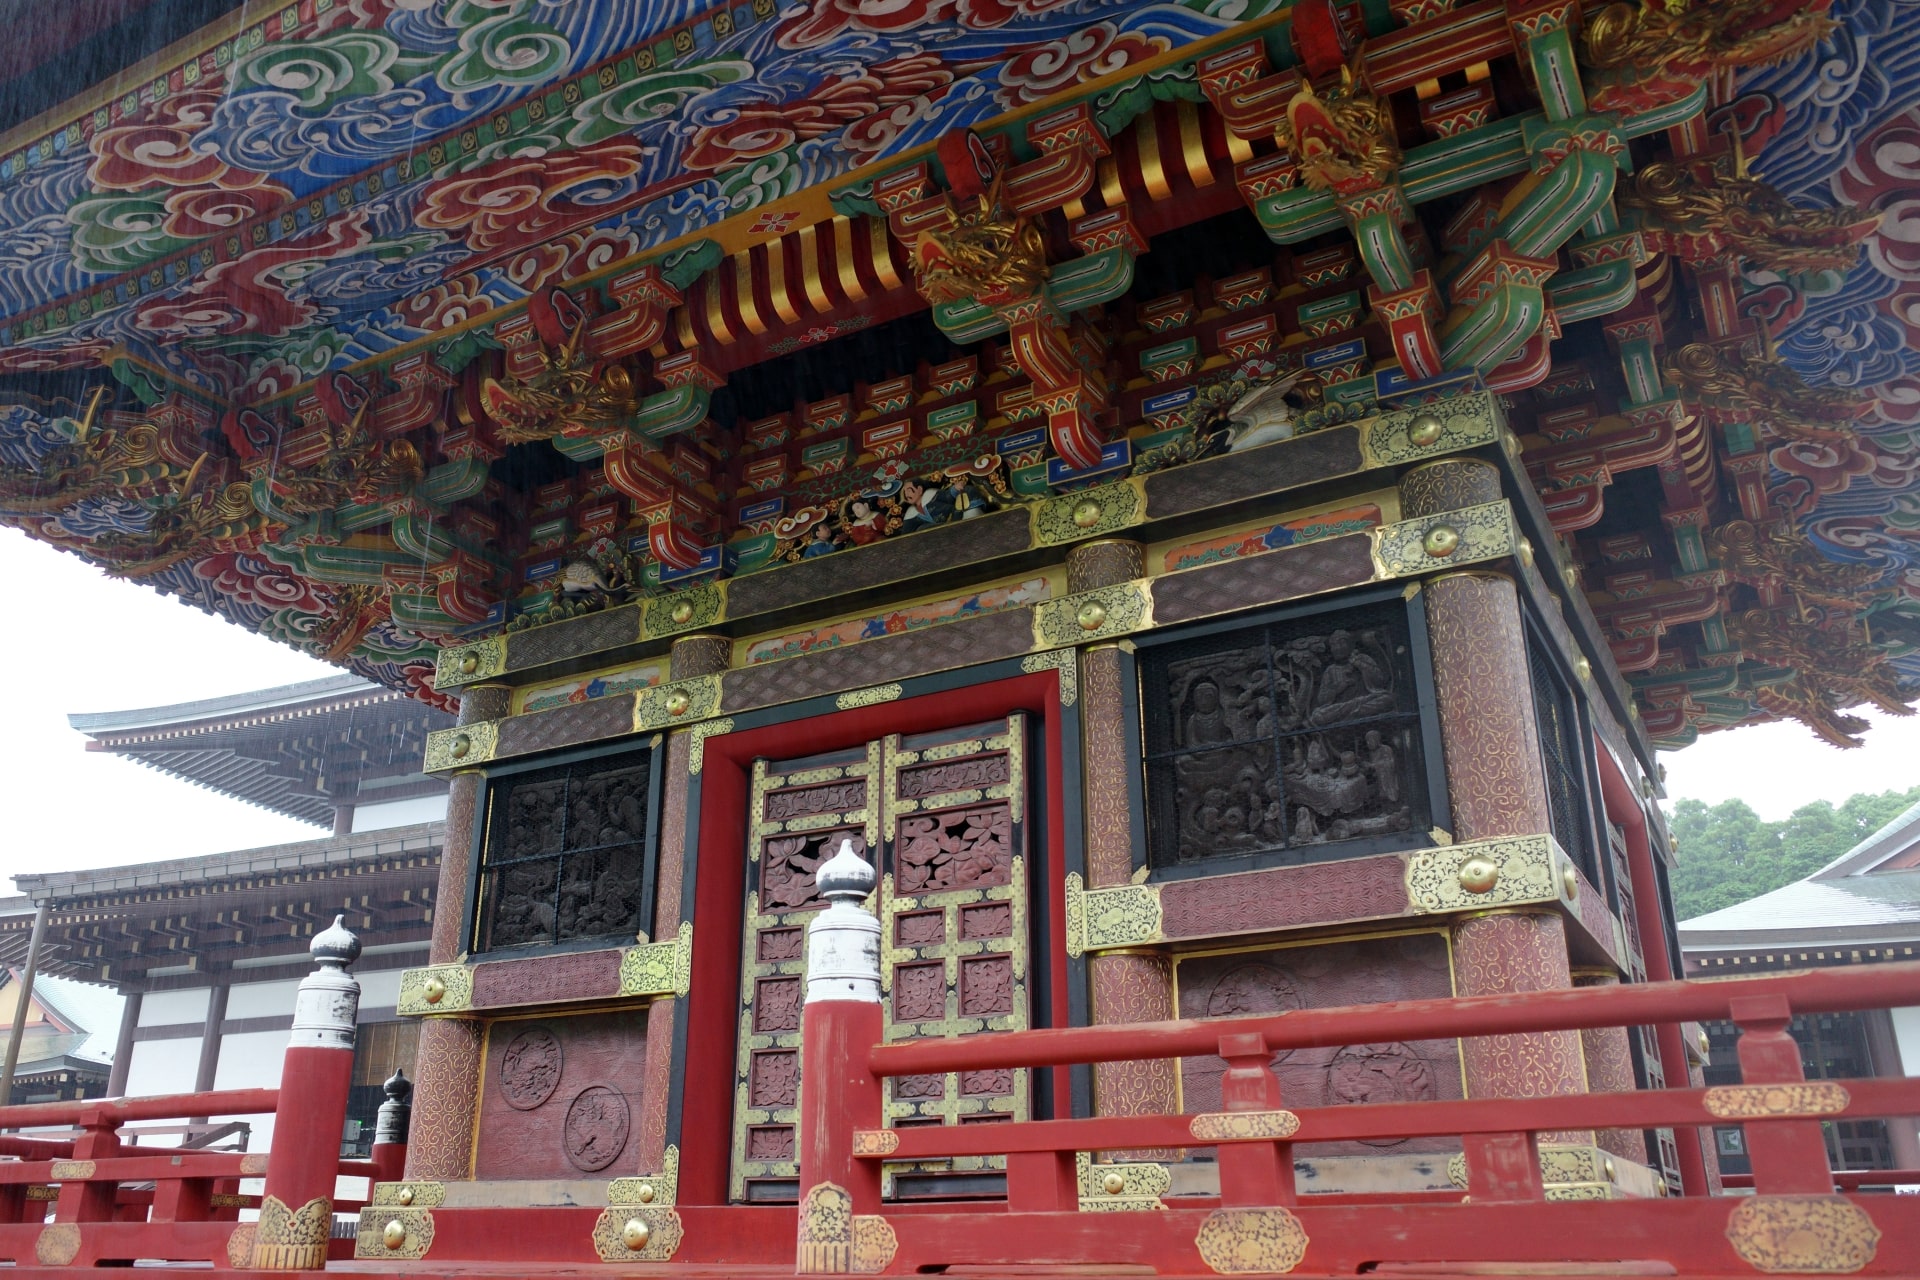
(124, 1037, 201, 1098)
(356, 967, 402, 1010)
(213, 1029, 291, 1151)
(226, 978, 302, 1020)
(1892, 1006, 1920, 1075)
(352, 793, 447, 831)
(138, 987, 210, 1027)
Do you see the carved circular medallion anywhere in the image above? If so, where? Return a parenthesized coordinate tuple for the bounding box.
(1327, 1042, 1436, 1147)
(498, 1026, 563, 1111)
(1204, 962, 1302, 1062)
(564, 1085, 631, 1171)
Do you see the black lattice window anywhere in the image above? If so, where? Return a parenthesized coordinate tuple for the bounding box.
(474, 747, 656, 951)
(1140, 595, 1433, 871)
(1525, 627, 1598, 884)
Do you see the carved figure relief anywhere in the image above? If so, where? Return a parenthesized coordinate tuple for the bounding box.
(1143, 605, 1425, 867)
(479, 752, 652, 951)
(563, 1085, 631, 1172)
(498, 1026, 564, 1111)
(1327, 1043, 1438, 1146)
(771, 456, 1012, 566)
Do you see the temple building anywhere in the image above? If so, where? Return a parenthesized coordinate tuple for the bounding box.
(0, 0, 1918, 1274)
(1680, 799, 1920, 1176)
(2, 677, 448, 1149)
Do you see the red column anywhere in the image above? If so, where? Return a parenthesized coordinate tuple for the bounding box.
(252, 916, 360, 1269)
(796, 839, 886, 1275)
(406, 681, 509, 1181)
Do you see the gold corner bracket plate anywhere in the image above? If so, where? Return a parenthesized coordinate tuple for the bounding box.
(423, 721, 499, 773)
(396, 963, 474, 1016)
(1370, 500, 1518, 580)
(620, 921, 694, 998)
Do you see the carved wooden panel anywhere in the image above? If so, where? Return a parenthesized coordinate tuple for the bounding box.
(1140, 600, 1428, 869)
(730, 741, 880, 1202)
(1174, 933, 1462, 1157)
(878, 717, 1030, 1192)
(473, 1010, 648, 1179)
(728, 716, 1031, 1203)
(476, 749, 653, 951)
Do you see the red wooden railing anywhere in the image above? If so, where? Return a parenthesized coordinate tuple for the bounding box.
(795, 960, 1920, 1274)
(0, 920, 397, 1270)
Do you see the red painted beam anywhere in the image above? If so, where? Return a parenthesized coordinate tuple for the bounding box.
(0, 1089, 277, 1130)
(860, 1077, 1920, 1162)
(869, 963, 1920, 1076)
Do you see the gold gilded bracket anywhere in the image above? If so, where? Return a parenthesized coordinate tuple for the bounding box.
(1064, 871, 1164, 957)
(620, 921, 693, 998)
(396, 963, 474, 1016)
(423, 720, 498, 773)
(1369, 500, 1517, 580)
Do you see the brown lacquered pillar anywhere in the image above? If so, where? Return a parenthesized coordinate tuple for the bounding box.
(633, 634, 732, 1171)
(1572, 969, 1648, 1163)
(405, 681, 509, 1182)
(1068, 541, 1180, 1131)
(1404, 461, 1588, 1155)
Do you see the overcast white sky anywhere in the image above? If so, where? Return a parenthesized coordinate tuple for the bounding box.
(2, 527, 1917, 884)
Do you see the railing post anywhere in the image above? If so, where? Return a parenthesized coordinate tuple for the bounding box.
(1215, 1032, 1294, 1206)
(370, 1070, 412, 1186)
(52, 1109, 122, 1223)
(796, 839, 886, 1274)
(1730, 994, 1834, 1195)
(251, 916, 361, 1270)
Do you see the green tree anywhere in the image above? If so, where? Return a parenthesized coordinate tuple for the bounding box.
(1666, 785, 1920, 921)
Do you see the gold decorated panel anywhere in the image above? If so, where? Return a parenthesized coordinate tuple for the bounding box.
(1359, 390, 1504, 469)
(1404, 834, 1570, 913)
(1369, 500, 1518, 579)
(730, 740, 881, 1201)
(1033, 477, 1145, 546)
(620, 922, 693, 997)
(642, 581, 726, 640)
(397, 963, 475, 1016)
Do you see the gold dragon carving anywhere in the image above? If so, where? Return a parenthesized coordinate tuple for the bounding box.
(1727, 607, 1914, 748)
(0, 391, 191, 517)
(1274, 68, 1400, 195)
(85, 454, 273, 579)
(479, 315, 641, 445)
(1664, 341, 1869, 445)
(1709, 519, 1880, 612)
(908, 178, 1050, 308)
(1624, 161, 1880, 278)
(263, 397, 424, 518)
(1582, 0, 1838, 81)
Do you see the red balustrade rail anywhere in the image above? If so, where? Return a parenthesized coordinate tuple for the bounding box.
(796, 961, 1920, 1275)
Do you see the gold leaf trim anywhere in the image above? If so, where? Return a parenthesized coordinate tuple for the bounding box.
(1066, 872, 1164, 957)
(1704, 1082, 1850, 1119)
(688, 717, 735, 774)
(35, 1223, 81, 1267)
(423, 720, 498, 772)
(252, 1194, 332, 1269)
(1194, 1206, 1310, 1275)
(1078, 1154, 1171, 1199)
(49, 1160, 95, 1180)
(1726, 1196, 1880, 1274)
(608, 1144, 679, 1208)
(372, 1181, 445, 1208)
(1189, 1110, 1301, 1141)
(1404, 833, 1563, 913)
(1359, 391, 1502, 468)
(396, 963, 474, 1015)
(353, 1207, 435, 1261)
(642, 582, 725, 640)
(1021, 649, 1078, 706)
(226, 1224, 256, 1268)
(1033, 477, 1144, 546)
(797, 1182, 897, 1274)
(1033, 580, 1151, 648)
(636, 674, 724, 732)
(620, 920, 693, 997)
(590, 1206, 684, 1261)
(434, 634, 506, 690)
(836, 683, 903, 710)
(1369, 500, 1517, 579)
(851, 1129, 900, 1156)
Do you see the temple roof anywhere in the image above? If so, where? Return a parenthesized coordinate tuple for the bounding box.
(70, 674, 452, 824)
(3, 821, 442, 983)
(0, 1, 1913, 746)
(1680, 798, 1920, 949)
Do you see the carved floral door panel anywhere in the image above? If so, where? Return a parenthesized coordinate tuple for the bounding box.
(727, 716, 1030, 1203)
(879, 716, 1030, 1195)
(731, 740, 880, 1202)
